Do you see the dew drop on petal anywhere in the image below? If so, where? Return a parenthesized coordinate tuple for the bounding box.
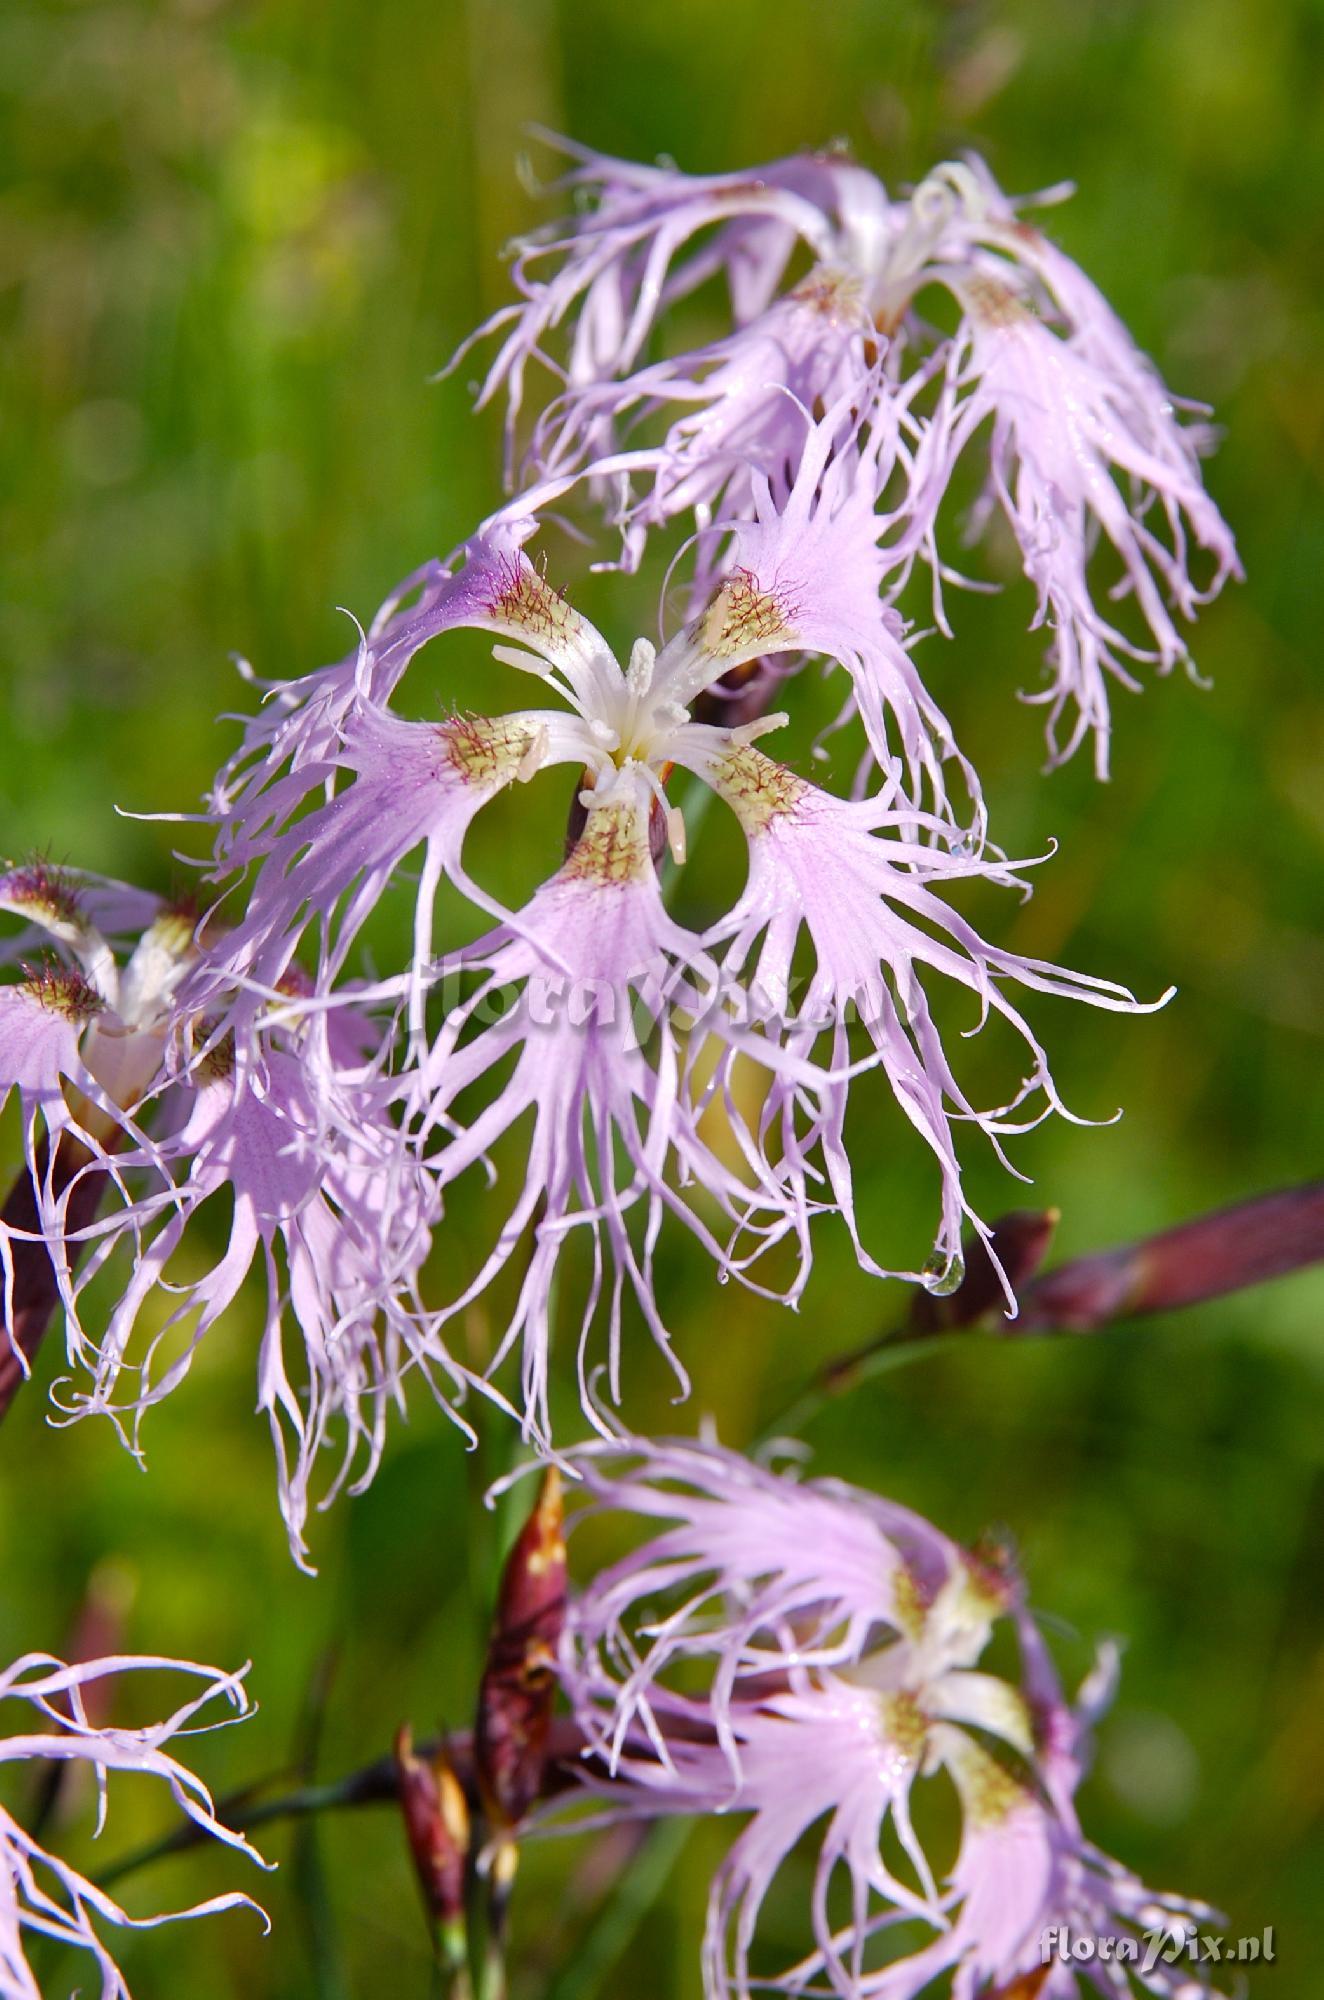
(921, 1248, 965, 1297)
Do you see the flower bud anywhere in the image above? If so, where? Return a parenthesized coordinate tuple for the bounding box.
(1016, 1181, 1324, 1331)
(474, 1465, 566, 1855)
(394, 1724, 469, 1966)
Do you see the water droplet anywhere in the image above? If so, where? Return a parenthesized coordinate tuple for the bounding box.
(921, 1249, 965, 1297)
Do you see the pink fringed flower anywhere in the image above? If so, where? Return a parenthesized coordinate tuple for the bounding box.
(1, 866, 175, 1141)
(0, 867, 444, 1569)
(923, 249, 1240, 775)
(471, 142, 1239, 773)
(2, 865, 203, 1345)
(0, 1649, 265, 1997)
(56, 1005, 447, 1571)
(552, 1438, 1220, 2000)
(458, 141, 861, 473)
(193, 436, 1153, 1426)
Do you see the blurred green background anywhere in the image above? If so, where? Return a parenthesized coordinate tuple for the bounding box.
(2, 0, 1322, 1992)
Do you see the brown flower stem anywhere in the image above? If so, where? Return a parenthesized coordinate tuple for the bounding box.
(95, 1719, 591, 1893)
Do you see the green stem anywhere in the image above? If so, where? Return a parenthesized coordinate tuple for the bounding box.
(543, 1819, 692, 2000)
(97, 1767, 385, 1890)
(757, 1327, 961, 1445)
(475, 1935, 507, 2000)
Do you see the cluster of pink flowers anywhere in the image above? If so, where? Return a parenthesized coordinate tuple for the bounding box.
(472, 143, 1240, 777)
(2, 137, 1239, 1995)
(1, 146, 1236, 1514)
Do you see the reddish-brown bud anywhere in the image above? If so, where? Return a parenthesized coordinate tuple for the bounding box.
(690, 654, 780, 730)
(394, 1723, 470, 1957)
(1016, 1180, 1324, 1332)
(474, 1465, 567, 1839)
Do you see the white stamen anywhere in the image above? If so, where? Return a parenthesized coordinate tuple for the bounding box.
(666, 806, 687, 866)
(517, 724, 549, 783)
(577, 773, 609, 813)
(492, 642, 555, 682)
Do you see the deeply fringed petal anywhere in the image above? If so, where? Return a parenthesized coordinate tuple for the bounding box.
(205, 521, 547, 874)
(403, 794, 809, 1440)
(0, 876, 197, 1376)
(53, 1012, 447, 1570)
(926, 268, 1241, 775)
(681, 742, 1158, 1296)
(525, 276, 888, 589)
(0, 1650, 266, 1998)
(654, 388, 979, 822)
(462, 138, 869, 478)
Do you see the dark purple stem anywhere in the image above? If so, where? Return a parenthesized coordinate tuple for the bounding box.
(1014, 1178, 1324, 1332)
